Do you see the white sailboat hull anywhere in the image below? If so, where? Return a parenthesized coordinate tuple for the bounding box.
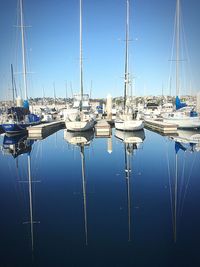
(163, 117, 200, 129)
(65, 119, 95, 132)
(115, 119, 144, 131)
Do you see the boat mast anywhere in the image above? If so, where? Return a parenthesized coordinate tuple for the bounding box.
(11, 64, 15, 104)
(176, 0, 180, 98)
(124, 0, 130, 110)
(80, 0, 83, 112)
(19, 0, 28, 100)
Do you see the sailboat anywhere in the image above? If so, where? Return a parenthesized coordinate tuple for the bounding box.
(115, 0, 144, 131)
(115, 129, 145, 241)
(65, 0, 95, 132)
(163, 0, 200, 129)
(2, 0, 40, 135)
(64, 130, 94, 245)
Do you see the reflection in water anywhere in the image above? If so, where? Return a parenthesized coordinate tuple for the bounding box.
(0, 128, 200, 266)
(3, 134, 38, 252)
(64, 129, 94, 245)
(115, 129, 145, 241)
(107, 137, 112, 154)
(170, 130, 200, 152)
(168, 130, 200, 242)
(23, 152, 38, 252)
(3, 133, 34, 158)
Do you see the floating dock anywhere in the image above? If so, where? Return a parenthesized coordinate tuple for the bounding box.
(27, 121, 65, 139)
(95, 119, 112, 137)
(144, 119, 178, 134)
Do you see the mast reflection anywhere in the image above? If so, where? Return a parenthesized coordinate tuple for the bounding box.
(115, 129, 145, 241)
(2, 134, 38, 252)
(168, 129, 200, 242)
(64, 129, 94, 245)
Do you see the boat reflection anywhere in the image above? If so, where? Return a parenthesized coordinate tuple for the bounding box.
(115, 129, 145, 241)
(64, 129, 94, 147)
(2, 134, 38, 253)
(168, 131, 200, 242)
(170, 129, 200, 152)
(3, 133, 34, 158)
(64, 129, 94, 245)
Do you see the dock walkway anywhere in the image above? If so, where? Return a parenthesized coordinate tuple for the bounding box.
(144, 119, 177, 134)
(27, 121, 65, 139)
(95, 119, 111, 137)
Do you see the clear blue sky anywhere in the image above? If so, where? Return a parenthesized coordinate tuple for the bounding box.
(0, 0, 200, 100)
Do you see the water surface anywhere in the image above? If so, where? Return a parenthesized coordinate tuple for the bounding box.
(0, 128, 200, 267)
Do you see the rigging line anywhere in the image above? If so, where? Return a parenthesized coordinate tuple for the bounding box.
(14, 0, 20, 66)
(10, 5, 18, 91)
(182, 15, 195, 94)
(168, 5, 177, 96)
(24, 26, 35, 99)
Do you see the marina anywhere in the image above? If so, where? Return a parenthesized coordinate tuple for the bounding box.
(1, 0, 200, 266)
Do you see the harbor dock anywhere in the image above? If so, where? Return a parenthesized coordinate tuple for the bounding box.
(95, 119, 112, 137)
(144, 119, 178, 134)
(28, 121, 65, 139)
(27, 118, 177, 140)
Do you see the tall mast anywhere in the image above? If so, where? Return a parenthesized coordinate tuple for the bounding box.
(176, 0, 180, 98)
(11, 64, 15, 104)
(19, 0, 28, 100)
(124, 0, 130, 110)
(80, 0, 83, 112)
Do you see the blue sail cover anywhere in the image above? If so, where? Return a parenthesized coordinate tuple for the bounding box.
(175, 96, 187, 110)
(28, 114, 40, 123)
(23, 100, 29, 109)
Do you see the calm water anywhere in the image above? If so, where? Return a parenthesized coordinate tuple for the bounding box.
(0, 128, 200, 267)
